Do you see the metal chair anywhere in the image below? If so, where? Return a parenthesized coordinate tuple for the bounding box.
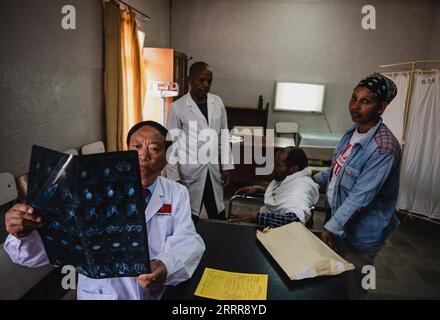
(0, 172, 17, 206)
(228, 192, 264, 217)
(228, 191, 315, 229)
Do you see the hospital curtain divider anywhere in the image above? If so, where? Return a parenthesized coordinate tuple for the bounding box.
(381, 73, 410, 144)
(396, 70, 440, 220)
(379, 61, 440, 221)
(104, 0, 146, 152)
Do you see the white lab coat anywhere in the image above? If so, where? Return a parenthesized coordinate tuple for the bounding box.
(3, 176, 205, 300)
(166, 92, 234, 216)
(260, 168, 320, 224)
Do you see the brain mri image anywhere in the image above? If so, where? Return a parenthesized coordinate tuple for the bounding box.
(26, 145, 150, 278)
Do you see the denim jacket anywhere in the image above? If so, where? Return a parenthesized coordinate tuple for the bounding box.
(314, 119, 401, 253)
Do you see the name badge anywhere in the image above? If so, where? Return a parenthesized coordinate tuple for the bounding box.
(157, 204, 172, 214)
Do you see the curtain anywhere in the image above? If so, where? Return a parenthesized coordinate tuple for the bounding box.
(104, 1, 146, 151)
(382, 73, 410, 144)
(397, 71, 440, 219)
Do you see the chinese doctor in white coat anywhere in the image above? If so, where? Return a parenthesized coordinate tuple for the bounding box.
(3, 121, 205, 300)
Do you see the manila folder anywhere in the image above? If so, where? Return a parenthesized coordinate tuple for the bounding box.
(256, 222, 354, 280)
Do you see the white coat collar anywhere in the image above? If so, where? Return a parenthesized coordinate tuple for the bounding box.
(184, 92, 214, 128)
(145, 176, 165, 223)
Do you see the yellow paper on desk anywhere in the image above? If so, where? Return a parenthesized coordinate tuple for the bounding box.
(194, 268, 268, 300)
(256, 222, 354, 280)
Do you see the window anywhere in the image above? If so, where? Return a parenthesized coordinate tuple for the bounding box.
(274, 82, 325, 113)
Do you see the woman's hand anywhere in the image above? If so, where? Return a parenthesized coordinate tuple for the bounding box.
(136, 260, 168, 291)
(321, 228, 334, 249)
(5, 203, 43, 238)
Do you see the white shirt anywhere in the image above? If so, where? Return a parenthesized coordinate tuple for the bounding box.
(260, 168, 320, 224)
(327, 129, 366, 208)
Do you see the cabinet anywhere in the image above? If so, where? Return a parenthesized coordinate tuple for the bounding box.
(173, 51, 189, 101)
(225, 107, 268, 131)
(142, 49, 189, 123)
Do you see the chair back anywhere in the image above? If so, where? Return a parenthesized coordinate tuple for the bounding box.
(81, 141, 105, 155)
(0, 172, 17, 206)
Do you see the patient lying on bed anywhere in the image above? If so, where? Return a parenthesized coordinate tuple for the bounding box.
(228, 147, 319, 228)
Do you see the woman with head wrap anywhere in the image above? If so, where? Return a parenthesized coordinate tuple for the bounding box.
(313, 73, 401, 299)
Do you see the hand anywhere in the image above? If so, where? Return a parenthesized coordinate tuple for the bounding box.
(235, 185, 264, 195)
(136, 260, 168, 291)
(5, 203, 43, 238)
(228, 212, 257, 224)
(321, 228, 334, 249)
(221, 171, 230, 187)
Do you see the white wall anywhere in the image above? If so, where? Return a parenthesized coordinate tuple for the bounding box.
(124, 0, 171, 48)
(0, 0, 171, 179)
(171, 0, 437, 134)
(428, 1, 440, 59)
(0, 0, 104, 177)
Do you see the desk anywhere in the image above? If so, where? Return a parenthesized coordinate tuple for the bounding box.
(164, 220, 347, 300)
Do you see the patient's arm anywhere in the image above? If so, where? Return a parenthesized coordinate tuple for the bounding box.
(257, 212, 301, 228)
(235, 185, 265, 195)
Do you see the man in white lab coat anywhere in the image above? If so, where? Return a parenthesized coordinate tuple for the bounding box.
(166, 62, 234, 223)
(3, 121, 205, 300)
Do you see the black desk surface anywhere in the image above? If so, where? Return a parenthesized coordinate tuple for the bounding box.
(164, 220, 348, 300)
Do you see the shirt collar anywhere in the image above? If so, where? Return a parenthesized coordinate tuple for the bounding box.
(346, 118, 383, 149)
(142, 177, 158, 196)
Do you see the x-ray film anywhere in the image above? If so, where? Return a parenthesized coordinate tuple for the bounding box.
(27, 145, 150, 279)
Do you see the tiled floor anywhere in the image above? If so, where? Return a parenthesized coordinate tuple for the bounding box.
(225, 194, 440, 300)
(371, 216, 440, 299)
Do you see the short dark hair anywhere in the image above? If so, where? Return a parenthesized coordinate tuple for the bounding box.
(189, 61, 210, 78)
(284, 147, 308, 171)
(126, 120, 171, 149)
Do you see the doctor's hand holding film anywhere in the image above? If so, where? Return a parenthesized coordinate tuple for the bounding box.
(136, 259, 168, 291)
(5, 203, 43, 238)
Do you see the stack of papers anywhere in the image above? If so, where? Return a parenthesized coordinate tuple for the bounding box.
(195, 268, 268, 300)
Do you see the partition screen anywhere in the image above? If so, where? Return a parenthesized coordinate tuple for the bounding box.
(274, 82, 325, 113)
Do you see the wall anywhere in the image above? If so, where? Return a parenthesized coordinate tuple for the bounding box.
(0, 0, 104, 177)
(124, 0, 171, 48)
(0, 0, 171, 178)
(428, 1, 440, 59)
(171, 0, 438, 134)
